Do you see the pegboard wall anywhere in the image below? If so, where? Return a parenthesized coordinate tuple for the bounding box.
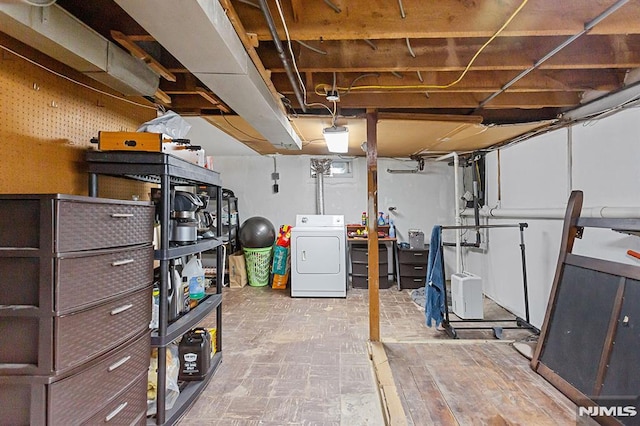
(0, 48, 157, 199)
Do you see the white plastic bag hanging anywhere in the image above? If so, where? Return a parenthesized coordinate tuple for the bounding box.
(137, 110, 191, 140)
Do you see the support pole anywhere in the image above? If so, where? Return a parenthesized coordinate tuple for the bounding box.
(367, 109, 380, 342)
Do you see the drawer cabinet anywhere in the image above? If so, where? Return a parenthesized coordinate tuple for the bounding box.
(0, 194, 153, 425)
(349, 243, 391, 289)
(0, 245, 153, 315)
(0, 195, 154, 253)
(0, 332, 149, 426)
(54, 287, 151, 372)
(83, 374, 147, 425)
(49, 332, 150, 424)
(398, 245, 429, 289)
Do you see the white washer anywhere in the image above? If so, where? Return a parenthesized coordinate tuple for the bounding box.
(291, 214, 347, 298)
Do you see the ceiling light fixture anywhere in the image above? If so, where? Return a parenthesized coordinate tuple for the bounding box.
(323, 126, 349, 153)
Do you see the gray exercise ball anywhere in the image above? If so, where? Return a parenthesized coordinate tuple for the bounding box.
(239, 216, 276, 248)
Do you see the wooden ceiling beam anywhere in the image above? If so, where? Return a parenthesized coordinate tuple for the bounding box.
(168, 94, 225, 109)
(195, 88, 232, 113)
(160, 73, 202, 92)
(235, 0, 640, 41)
(110, 30, 177, 82)
(125, 35, 156, 42)
(257, 35, 640, 72)
(302, 91, 580, 109)
(270, 69, 623, 94)
(154, 89, 172, 105)
(290, 0, 302, 23)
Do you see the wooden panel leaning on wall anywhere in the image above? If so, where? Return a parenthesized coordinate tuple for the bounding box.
(0, 35, 157, 199)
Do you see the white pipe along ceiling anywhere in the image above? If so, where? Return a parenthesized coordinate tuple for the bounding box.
(114, 0, 302, 151)
(462, 206, 640, 220)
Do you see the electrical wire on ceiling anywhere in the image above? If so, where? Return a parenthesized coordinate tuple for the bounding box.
(342, 73, 380, 96)
(581, 97, 640, 124)
(237, 0, 261, 9)
(295, 40, 327, 55)
(397, 0, 406, 18)
(323, 0, 342, 14)
(314, 0, 528, 95)
(416, 70, 424, 83)
(405, 38, 416, 58)
(475, 0, 629, 110)
(280, 96, 298, 118)
(274, 0, 338, 124)
(363, 39, 378, 50)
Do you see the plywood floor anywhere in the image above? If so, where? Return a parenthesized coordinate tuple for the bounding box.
(177, 285, 580, 425)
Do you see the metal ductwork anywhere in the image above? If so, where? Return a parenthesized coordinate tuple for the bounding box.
(114, 0, 303, 150)
(311, 159, 331, 215)
(0, 3, 159, 96)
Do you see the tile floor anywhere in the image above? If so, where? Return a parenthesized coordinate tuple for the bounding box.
(177, 285, 580, 425)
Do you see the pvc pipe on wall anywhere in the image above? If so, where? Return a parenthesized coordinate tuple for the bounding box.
(463, 205, 640, 220)
(435, 152, 461, 273)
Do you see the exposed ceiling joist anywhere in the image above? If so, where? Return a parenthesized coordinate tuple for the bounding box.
(257, 35, 640, 72)
(270, 70, 624, 93)
(38, 0, 640, 156)
(236, 0, 640, 41)
(110, 30, 176, 81)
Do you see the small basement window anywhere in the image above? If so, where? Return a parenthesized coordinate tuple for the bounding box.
(310, 159, 353, 178)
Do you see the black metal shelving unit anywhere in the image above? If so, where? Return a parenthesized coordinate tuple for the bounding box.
(86, 151, 223, 426)
(199, 187, 239, 283)
(219, 194, 239, 254)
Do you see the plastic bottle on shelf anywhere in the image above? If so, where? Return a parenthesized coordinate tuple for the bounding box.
(377, 212, 385, 226)
(183, 256, 205, 302)
(389, 220, 396, 238)
(361, 212, 367, 226)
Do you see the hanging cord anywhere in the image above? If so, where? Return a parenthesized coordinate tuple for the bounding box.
(315, 0, 528, 95)
(323, 0, 341, 13)
(295, 40, 327, 55)
(21, 0, 57, 6)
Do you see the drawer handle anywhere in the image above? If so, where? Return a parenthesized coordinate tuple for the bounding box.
(110, 304, 133, 316)
(413, 279, 422, 282)
(413, 266, 424, 270)
(105, 402, 128, 422)
(110, 213, 134, 218)
(413, 253, 424, 257)
(111, 258, 134, 267)
(108, 355, 131, 372)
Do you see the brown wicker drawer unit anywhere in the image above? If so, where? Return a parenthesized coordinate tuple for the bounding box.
(0, 332, 149, 426)
(0, 194, 154, 425)
(398, 245, 429, 289)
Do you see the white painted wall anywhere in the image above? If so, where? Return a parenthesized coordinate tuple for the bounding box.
(210, 155, 455, 241)
(465, 107, 640, 328)
(188, 107, 640, 330)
